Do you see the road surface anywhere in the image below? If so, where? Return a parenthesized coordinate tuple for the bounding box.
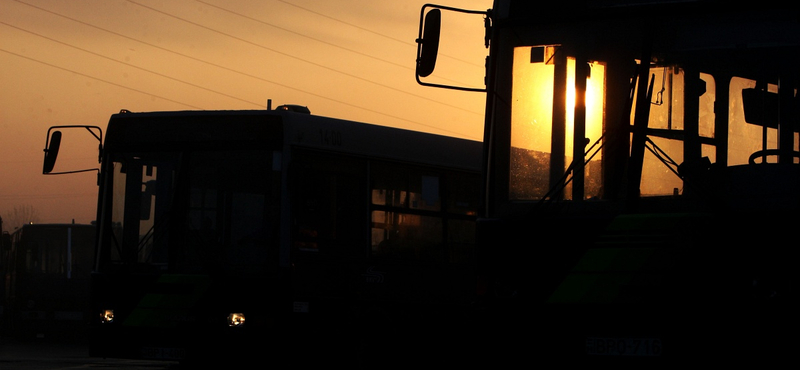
(0, 337, 178, 370)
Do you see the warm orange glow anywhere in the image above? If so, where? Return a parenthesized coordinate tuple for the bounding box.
(0, 1, 491, 226)
(100, 309, 114, 324)
(566, 58, 605, 159)
(510, 47, 555, 153)
(729, 77, 780, 165)
(511, 48, 604, 155)
(510, 46, 605, 199)
(227, 313, 246, 327)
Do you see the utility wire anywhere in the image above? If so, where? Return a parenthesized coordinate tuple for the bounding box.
(10, 0, 480, 137)
(7, 0, 474, 135)
(2, 44, 466, 138)
(197, 0, 480, 87)
(0, 48, 202, 109)
(197, 0, 411, 71)
(126, 0, 481, 117)
(275, 0, 485, 68)
(2, 21, 263, 108)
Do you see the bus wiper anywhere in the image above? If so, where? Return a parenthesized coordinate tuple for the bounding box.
(536, 134, 605, 206)
(644, 136, 715, 200)
(644, 137, 681, 180)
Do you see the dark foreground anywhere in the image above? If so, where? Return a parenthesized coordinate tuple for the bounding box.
(0, 337, 177, 370)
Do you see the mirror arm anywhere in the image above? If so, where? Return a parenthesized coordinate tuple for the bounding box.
(42, 125, 104, 175)
(415, 4, 490, 93)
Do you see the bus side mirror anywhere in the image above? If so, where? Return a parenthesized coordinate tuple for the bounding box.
(416, 8, 442, 78)
(43, 130, 62, 174)
(414, 4, 489, 92)
(41, 125, 103, 176)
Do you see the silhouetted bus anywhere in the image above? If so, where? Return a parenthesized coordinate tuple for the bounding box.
(416, 0, 798, 366)
(42, 106, 481, 365)
(0, 223, 95, 340)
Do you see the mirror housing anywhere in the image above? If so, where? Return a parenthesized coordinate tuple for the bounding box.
(416, 8, 441, 78)
(43, 130, 62, 174)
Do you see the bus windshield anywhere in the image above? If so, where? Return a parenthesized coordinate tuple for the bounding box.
(101, 148, 279, 275)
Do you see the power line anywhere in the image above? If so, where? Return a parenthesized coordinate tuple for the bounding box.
(4, 44, 469, 138)
(197, 0, 411, 71)
(8, 0, 481, 138)
(1, 21, 264, 108)
(275, 0, 485, 68)
(196, 0, 481, 87)
(0, 48, 202, 109)
(126, 0, 482, 117)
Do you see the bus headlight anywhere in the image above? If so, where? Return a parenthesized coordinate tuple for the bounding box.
(100, 309, 115, 324)
(227, 313, 245, 327)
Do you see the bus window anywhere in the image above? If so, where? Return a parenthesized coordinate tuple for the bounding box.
(110, 155, 173, 267)
(446, 170, 478, 216)
(185, 151, 274, 274)
(371, 211, 444, 261)
(105, 149, 276, 274)
(510, 46, 605, 201)
(291, 151, 365, 256)
(371, 167, 441, 211)
(510, 46, 557, 200)
(636, 69, 718, 196)
(637, 66, 686, 196)
(728, 77, 786, 165)
(368, 162, 479, 264)
(370, 164, 447, 261)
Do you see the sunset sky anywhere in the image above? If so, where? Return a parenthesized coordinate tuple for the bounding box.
(0, 0, 491, 228)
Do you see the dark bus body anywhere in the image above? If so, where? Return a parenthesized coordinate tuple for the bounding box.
(416, 0, 798, 366)
(45, 108, 481, 364)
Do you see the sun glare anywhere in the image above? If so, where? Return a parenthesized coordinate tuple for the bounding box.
(511, 47, 605, 156)
(510, 46, 606, 200)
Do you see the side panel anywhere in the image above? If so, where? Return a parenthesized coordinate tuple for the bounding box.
(287, 148, 480, 363)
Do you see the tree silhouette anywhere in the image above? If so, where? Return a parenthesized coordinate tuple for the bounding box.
(4, 205, 42, 231)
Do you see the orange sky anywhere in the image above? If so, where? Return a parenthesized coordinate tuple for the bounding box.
(0, 0, 490, 229)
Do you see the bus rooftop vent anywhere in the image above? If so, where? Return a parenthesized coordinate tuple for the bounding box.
(276, 105, 311, 114)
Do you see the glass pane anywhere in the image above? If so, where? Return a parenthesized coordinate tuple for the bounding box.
(409, 175, 440, 211)
(106, 150, 275, 274)
(510, 46, 556, 200)
(635, 66, 687, 196)
(447, 172, 479, 215)
(371, 211, 443, 262)
(291, 152, 365, 257)
(729, 77, 779, 165)
(640, 136, 683, 196)
(510, 46, 605, 200)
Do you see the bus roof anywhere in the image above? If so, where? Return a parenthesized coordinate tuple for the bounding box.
(103, 109, 482, 173)
(281, 111, 482, 172)
(13, 223, 94, 229)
